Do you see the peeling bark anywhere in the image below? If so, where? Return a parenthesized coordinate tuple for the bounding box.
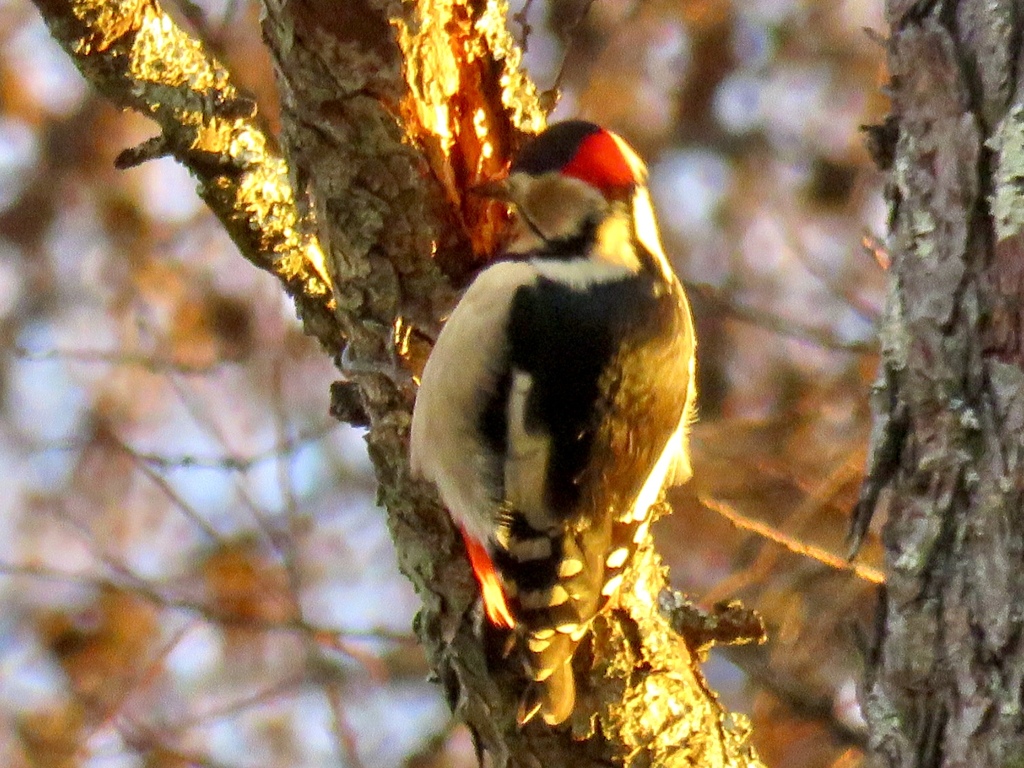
(33, 0, 765, 764)
(855, 2, 1024, 765)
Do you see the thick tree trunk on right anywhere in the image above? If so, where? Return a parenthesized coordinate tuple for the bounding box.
(855, 2, 1024, 765)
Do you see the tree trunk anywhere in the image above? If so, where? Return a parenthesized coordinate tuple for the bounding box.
(855, 1, 1024, 765)
(30, 0, 765, 764)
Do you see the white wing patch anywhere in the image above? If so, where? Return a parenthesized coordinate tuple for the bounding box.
(504, 370, 552, 532)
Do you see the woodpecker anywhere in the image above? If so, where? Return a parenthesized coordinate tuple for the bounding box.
(410, 120, 696, 726)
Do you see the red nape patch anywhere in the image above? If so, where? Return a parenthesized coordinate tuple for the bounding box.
(459, 527, 515, 629)
(561, 130, 637, 193)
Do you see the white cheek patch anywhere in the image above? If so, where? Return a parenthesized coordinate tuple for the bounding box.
(505, 172, 613, 258)
(521, 173, 606, 239)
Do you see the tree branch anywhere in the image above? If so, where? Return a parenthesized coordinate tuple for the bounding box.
(31, 0, 338, 347)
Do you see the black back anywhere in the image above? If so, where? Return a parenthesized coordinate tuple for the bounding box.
(505, 274, 688, 519)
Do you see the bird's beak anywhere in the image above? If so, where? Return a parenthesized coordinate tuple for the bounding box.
(469, 177, 513, 202)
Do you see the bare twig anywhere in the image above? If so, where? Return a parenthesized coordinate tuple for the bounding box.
(687, 280, 877, 354)
(705, 453, 868, 602)
(861, 231, 891, 271)
(324, 682, 367, 768)
(544, 0, 600, 111)
(725, 645, 868, 750)
(699, 495, 885, 585)
(78, 621, 199, 756)
(511, 0, 539, 51)
(0, 560, 416, 645)
(104, 429, 224, 542)
(13, 344, 227, 374)
(782, 221, 879, 325)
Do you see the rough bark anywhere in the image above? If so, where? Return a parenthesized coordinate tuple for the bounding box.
(854, 1, 1024, 765)
(32, 0, 764, 764)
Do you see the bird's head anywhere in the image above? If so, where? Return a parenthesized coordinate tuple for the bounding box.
(479, 121, 667, 275)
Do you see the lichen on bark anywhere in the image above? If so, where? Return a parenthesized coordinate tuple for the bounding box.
(856, 2, 1024, 765)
